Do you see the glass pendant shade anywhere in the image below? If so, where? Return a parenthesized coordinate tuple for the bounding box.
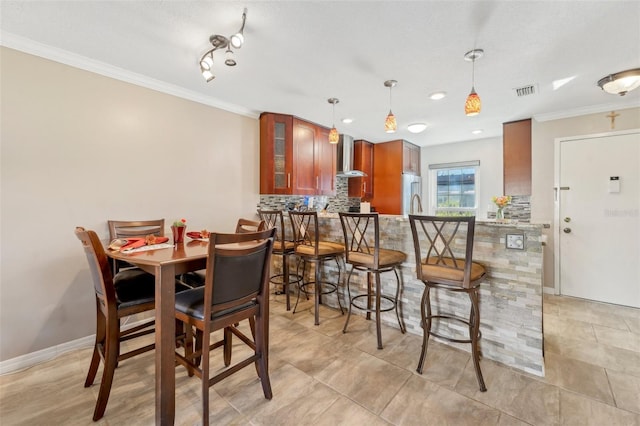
(329, 126, 339, 144)
(385, 111, 397, 133)
(465, 89, 481, 116)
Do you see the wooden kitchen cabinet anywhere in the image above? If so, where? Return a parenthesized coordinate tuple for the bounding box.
(260, 113, 293, 194)
(503, 118, 531, 195)
(403, 141, 421, 174)
(372, 139, 421, 215)
(260, 112, 336, 195)
(348, 139, 374, 199)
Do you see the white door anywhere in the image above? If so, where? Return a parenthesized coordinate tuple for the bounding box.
(558, 131, 640, 308)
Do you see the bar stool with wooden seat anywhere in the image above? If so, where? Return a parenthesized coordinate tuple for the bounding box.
(409, 215, 487, 392)
(258, 209, 303, 311)
(339, 212, 406, 349)
(289, 211, 344, 325)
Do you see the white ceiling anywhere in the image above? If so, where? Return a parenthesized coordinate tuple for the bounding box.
(2, 1, 639, 146)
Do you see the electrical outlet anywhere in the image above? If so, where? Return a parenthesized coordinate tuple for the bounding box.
(506, 233, 525, 250)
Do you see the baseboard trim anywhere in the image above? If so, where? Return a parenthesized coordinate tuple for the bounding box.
(0, 319, 150, 375)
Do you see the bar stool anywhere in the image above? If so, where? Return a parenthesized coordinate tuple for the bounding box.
(289, 211, 344, 325)
(257, 209, 303, 311)
(409, 215, 487, 392)
(339, 212, 406, 349)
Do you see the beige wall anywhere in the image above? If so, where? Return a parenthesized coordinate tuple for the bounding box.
(531, 107, 640, 289)
(0, 47, 261, 361)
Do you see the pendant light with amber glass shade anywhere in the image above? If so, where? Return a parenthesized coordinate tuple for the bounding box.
(464, 49, 483, 116)
(384, 80, 397, 133)
(328, 98, 339, 144)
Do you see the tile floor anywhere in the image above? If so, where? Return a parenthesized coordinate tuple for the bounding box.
(1, 293, 639, 425)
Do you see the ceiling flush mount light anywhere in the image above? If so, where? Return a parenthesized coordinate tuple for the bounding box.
(429, 91, 447, 100)
(328, 98, 340, 144)
(597, 68, 640, 96)
(384, 80, 398, 133)
(408, 123, 427, 133)
(464, 49, 483, 116)
(199, 8, 247, 82)
(341, 118, 353, 124)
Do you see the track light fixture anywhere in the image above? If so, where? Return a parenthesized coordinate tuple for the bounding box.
(199, 8, 247, 82)
(328, 98, 340, 144)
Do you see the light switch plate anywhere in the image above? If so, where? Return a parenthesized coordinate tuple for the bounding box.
(506, 233, 525, 250)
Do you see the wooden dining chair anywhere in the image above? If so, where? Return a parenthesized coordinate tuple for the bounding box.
(174, 229, 275, 426)
(74, 227, 190, 421)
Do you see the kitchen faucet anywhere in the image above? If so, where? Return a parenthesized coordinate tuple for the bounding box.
(410, 193, 423, 215)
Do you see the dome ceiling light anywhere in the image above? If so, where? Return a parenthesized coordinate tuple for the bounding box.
(597, 68, 640, 96)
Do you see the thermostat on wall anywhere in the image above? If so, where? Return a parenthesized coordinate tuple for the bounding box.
(506, 233, 525, 250)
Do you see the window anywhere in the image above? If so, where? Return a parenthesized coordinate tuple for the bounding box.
(430, 161, 479, 216)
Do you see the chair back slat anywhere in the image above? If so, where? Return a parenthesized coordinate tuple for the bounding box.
(288, 211, 319, 251)
(339, 213, 380, 267)
(257, 209, 286, 244)
(409, 215, 476, 288)
(108, 219, 165, 239)
(235, 218, 267, 234)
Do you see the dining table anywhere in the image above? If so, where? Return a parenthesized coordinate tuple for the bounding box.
(106, 239, 209, 425)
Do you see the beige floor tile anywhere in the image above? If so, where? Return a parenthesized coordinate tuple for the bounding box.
(543, 314, 597, 343)
(545, 334, 640, 377)
(496, 412, 531, 426)
(315, 347, 411, 414)
(607, 369, 640, 414)
(381, 375, 501, 426)
(625, 316, 640, 334)
(272, 327, 348, 376)
(593, 323, 640, 352)
(455, 358, 560, 425)
(559, 389, 640, 425)
(312, 396, 391, 426)
(543, 351, 614, 405)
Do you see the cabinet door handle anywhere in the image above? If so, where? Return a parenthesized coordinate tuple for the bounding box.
(316, 176, 319, 190)
(287, 173, 291, 188)
(363, 182, 366, 193)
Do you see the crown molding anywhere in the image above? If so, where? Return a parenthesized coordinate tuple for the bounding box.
(0, 31, 259, 119)
(534, 98, 640, 122)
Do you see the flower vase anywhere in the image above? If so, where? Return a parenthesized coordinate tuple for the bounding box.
(171, 226, 186, 244)
(496, 207, 504, 221)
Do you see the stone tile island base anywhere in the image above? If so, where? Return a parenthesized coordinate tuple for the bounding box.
(271, 214, 545, 377)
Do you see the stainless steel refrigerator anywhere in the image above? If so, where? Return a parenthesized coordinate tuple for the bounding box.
(401, 173, 423, 216)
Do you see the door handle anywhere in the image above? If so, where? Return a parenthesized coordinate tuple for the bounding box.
(563, 228, 572, 233)
(287, 173, 291, 188)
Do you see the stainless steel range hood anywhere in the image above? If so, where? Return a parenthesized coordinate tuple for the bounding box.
(336, 134, 366, 177)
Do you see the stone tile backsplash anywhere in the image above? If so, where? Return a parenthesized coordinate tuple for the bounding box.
(487, 195, 531, 221)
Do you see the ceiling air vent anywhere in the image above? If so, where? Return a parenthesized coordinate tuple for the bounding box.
(513, 84, 537, 97)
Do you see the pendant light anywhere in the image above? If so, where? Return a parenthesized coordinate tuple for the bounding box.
(464, 49, 483, 116)
(328, 98, 340, 144)
(384, 80, 398, 133)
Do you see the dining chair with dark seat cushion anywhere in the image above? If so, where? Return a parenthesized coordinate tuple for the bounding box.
(408, 215, 487, 392)
(174, 228, 275, 426)
(339, 212, 406, 349)
(74, 227, 190, 421)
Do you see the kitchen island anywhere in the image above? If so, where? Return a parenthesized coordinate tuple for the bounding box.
(281, 213, 546, 377)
